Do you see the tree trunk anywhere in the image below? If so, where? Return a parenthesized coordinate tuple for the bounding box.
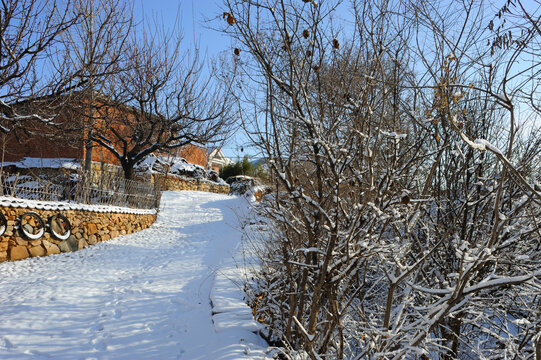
(443, 317, 462, 360)
(84, 131, 93, 173)
(122, 162, 134, 180)
(537, 300, 541, 360)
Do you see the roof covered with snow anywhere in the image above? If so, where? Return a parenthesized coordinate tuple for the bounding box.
(2, 157, 80, 170)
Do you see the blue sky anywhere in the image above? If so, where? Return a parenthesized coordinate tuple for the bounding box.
(136, 0, 228, 58)
(135, 0, 249, 161)
(132, 0, 357, 161)
(133, 1, 540, 160)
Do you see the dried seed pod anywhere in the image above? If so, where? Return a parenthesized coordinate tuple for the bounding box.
(223, 12, 236, 25)
(313, 65, 320, 73)
(234, 48, 241, 56)
(400, 194, 411, 205)
(302, 29, 310, 39)
(332, 38, 340, 49)
(306, 50, 312, 57)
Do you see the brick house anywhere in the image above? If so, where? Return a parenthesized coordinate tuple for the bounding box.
(168, 144, 209, 169)
(0, 95, 216, 171)
(207, 148, 233, 172)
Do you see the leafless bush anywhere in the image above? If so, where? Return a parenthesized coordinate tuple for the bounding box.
(223, 0, 541, 358)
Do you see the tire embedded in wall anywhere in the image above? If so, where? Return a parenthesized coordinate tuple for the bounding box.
(0, 212, 6, 237)
(48, 214, 71, 241)
(18, 212, 45, 240)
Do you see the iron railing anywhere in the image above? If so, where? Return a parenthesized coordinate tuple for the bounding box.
(0, 170, 160, 210)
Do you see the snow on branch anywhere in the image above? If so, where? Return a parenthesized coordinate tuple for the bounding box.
(455, 127, 541, 203)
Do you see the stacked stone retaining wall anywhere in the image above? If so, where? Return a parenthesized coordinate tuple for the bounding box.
(151, 174, 230, 194)
(0, 201, 156, 263)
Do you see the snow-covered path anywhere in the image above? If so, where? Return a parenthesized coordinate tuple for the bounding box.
(0, 191, 268, 360)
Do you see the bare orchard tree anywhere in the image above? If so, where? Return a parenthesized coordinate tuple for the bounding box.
(91, 22, 236, 179)
(58, 0, 133, 172)
(223, 0, 541, 358)
(400, 0, 541, 358)
(222, 0, 438, 357)
(0, 0, 80, 134)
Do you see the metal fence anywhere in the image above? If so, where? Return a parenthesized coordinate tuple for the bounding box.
(0, 170, 161, 210)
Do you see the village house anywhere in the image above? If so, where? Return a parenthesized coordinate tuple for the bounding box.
(0, 94, 230, 173)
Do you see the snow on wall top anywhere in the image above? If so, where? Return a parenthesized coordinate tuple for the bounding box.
(135, 154, 202, 174)
(2, 157, 80, 170)
(135, 154, 228, 185)
(0, 196, 156, 215)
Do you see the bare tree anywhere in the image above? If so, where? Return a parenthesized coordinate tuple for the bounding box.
(58, 0, 133, 172)
(0, 0, 80, 134)
(223, 0, 541, 358)
(91, 21, 236, 179)
(223, 0, 431, 357)
(403, 1, 541, 358)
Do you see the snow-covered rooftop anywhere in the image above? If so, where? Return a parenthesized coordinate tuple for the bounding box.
(2, 157, 80, 170)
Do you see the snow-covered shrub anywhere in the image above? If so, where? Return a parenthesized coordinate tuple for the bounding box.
(228, 0, 541, 358)
(134, 154, 223, 184)
(226, 175, 259, 194)
(206, 169, 221, 183)
(226, 175, 270, 202)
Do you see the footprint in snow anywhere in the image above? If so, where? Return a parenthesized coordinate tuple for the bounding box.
(0, 337, 15, 349)
(91, 337, 108, 351)
(27, 349, 53, 359)
(89, 323, 105, 332)
(114, 309, 122, 319)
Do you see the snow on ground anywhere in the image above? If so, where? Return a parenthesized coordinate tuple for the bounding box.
(0, 191, 270, 360)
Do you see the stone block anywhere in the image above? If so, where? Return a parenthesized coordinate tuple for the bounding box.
(87, 234, 98, 245)
(30, 239, 41, 246)
(86, 223, 98, 235)
(29, 245, 46, 257)
(9, 245, 29, 261)
(15, 237, 27, 246)
(78, 238, 88, 249)
(42, 240, 61, 255)
(59, 237, 78, 253)
(110, 230, 120, 239)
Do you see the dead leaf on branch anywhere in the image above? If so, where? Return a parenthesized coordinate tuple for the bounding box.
(223, 12, 236, 25)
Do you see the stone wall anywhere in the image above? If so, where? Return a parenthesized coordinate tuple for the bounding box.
(0, 202, 156, 263)
(152, 174, 230, 194)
